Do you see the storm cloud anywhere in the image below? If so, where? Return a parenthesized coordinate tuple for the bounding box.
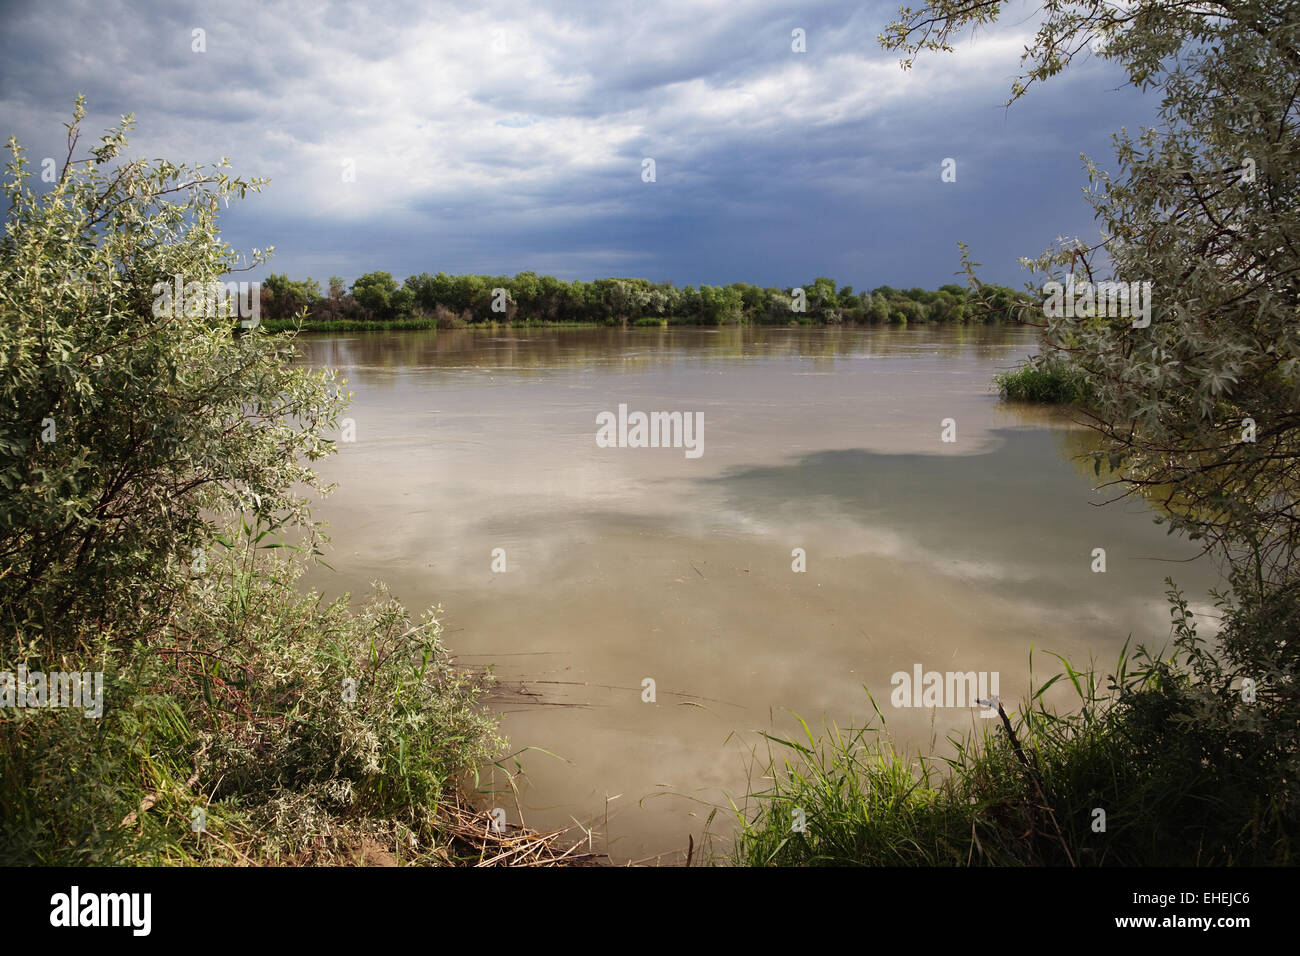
(0, 0, 1159, 289)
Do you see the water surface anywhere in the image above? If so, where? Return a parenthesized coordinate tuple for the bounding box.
(294, 325, 1220, 863)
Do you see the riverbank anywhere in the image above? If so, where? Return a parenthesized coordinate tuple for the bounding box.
(261, 315, 1034, 334)
(732, 578, 1300, 866)
(723, 353, 1297, 867)
(0, 529, 603, 867)
(256, 273, 1035, 329)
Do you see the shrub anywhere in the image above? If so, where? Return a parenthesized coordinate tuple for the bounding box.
(0, 531, 502, 865)
(0, 102, 505, 866)
(433, 304, 468, 329)
(0, 99, 343, 653)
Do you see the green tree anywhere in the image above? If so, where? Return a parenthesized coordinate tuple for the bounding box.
(537, 273, 565, 320)
(351, 271, 398, 320)
(451, 274, 486, 317)
(403, 272, 434, 311)
(510, 271, 541, 315)
(700, 284, 744, 324)
(263, 273, 320, 320)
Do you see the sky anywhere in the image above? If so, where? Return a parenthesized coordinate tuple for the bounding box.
(0, 0, 1161, 291)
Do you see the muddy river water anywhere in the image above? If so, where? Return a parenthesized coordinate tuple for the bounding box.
(294, 324, 1221, 863)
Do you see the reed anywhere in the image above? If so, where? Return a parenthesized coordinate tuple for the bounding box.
(994, 355, 1093, 404)
(729, 584, 1298, 866)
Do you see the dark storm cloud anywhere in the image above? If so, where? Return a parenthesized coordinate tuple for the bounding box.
(0, 0, 1160, 289)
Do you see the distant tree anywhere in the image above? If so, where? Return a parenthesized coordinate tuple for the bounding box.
(657, 283, 680, 318)
(537, 274, 566, 320)
(351, 271, 398, 320)
(679, 285, 703, 322)
(391, 286, 415, 317)
(700, 284, 744, 324)
(928, 290, 960, 322)
(867, 294, 892, 323)
(451, 274, 486, 317)
(510, 271, 541, 314)
(403, 272, 434, 311)
(263, 273, 319, 320)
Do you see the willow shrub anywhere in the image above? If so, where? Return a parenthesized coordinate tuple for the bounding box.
(0, 97, 341, 649)
(0, 103, 502, 863)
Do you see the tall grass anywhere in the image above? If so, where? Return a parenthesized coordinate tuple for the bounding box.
(260, 317, 441, 333)
(0, 518, 506, 865)
(995, 354, 1093, 404)
(731, 583, 1298, 866)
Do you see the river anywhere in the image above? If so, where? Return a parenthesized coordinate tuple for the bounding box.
(293, 324, 1221, 863)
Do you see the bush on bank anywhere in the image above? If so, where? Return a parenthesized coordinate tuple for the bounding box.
(0, 537, 502, 865)
(0, 103, 506, 865)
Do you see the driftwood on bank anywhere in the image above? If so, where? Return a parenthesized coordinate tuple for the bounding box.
(438, 793, 606, 867)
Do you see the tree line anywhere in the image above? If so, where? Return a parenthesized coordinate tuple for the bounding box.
(258, 271, 1033, 326)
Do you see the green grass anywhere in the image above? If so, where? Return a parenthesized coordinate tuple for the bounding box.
(260, 317, 440, 333)
(0, 518, 507, 865)
(995, 355, 1093, 404)
(729, 584, 1299, 866)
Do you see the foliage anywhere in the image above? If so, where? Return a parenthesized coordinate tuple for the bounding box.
(0, 533, 502, 865)
(894, 2, 1300, 583)
(0, 103, 504, 866)
(261, 273, 321, 320)
(995, 354, 1094, 404)
(732, 584, 1299, 866)
(350, 270, 401, 321)
(264, 268, 1033, 328)
(0, 98, 344, 652)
